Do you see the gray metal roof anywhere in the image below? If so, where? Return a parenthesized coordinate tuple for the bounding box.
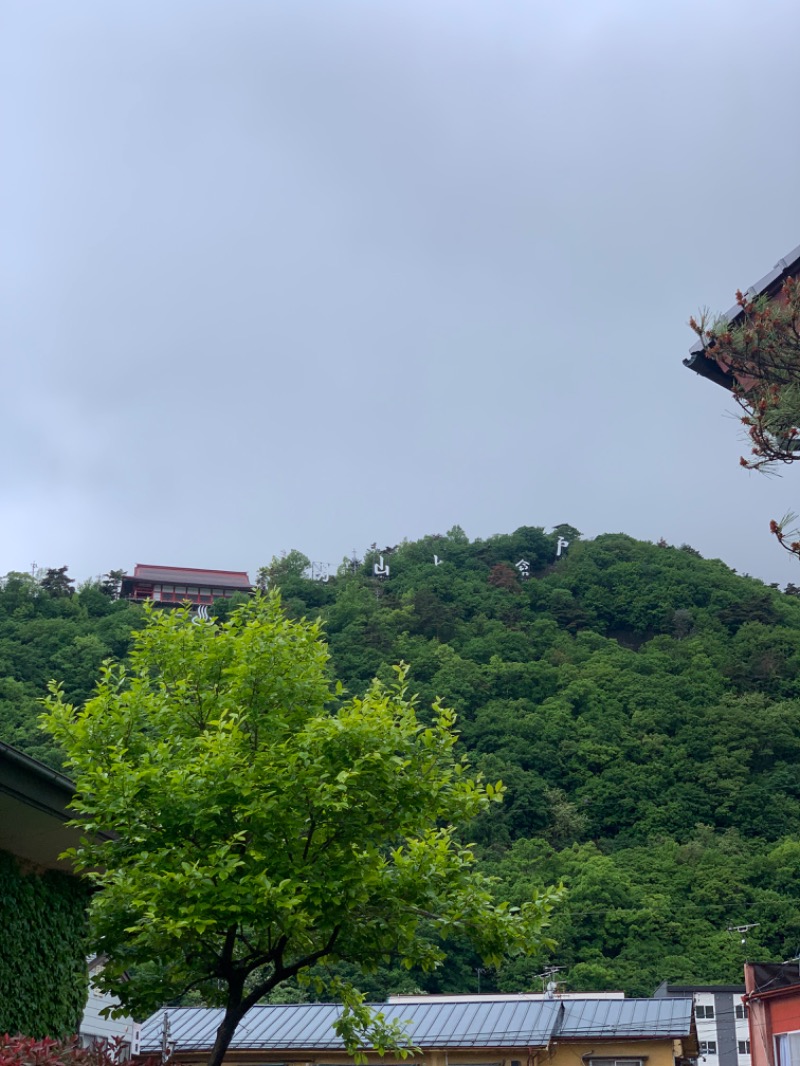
(140, 998, 693, 1055)
(559, 997, 694, 1038)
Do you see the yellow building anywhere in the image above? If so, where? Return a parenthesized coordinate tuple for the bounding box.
(140, 993, 698, 1066)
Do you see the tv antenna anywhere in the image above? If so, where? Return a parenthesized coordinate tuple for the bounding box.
(728, 923, 759, 945)
(537, 966, 564, 998)
(161, 1010, 171, 1064)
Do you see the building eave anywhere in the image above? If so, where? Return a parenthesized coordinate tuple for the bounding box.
(683, 346, 736, 390)
(685, 241, 800, 391)
(0, 741, 83, 873)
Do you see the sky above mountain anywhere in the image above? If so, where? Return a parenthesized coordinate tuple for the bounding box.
(3, 0, 800, 585)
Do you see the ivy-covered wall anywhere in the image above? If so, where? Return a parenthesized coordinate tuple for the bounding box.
(0, 849, 89, 1037)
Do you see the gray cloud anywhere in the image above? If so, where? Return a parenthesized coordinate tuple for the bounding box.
(2, 0, 800, 584)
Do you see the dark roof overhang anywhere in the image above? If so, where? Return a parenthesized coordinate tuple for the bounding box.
(0, 741, 82, 873)
(683, 345, 736, 390)
(684, 242, 800, 391)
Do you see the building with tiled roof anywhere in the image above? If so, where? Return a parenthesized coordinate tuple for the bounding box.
(119, 564, 252, 608)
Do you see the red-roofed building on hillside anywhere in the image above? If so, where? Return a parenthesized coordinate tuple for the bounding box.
(119, 564, 252, 607)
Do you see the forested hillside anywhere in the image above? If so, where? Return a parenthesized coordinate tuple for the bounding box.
(0, 571, 143, 765)
(4, 527, 800, 996)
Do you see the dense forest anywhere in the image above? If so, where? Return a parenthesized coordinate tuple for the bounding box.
(4, 527, 800, 998)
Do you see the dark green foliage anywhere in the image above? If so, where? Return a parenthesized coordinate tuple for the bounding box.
(0, 574, 144, 767)
(39, 567, 75, 598)
(263, 527, 800, 992)
(100, 570, 127, 598)
(0, 851, 89, 1037)
(6, 525, 800, 997)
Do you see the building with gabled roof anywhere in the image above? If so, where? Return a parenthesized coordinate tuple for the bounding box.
(140, 994, 698, 1066)
(684, 243, 800, 391)
(120, 564, 252, 608)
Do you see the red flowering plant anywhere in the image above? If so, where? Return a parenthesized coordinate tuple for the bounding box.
(0, 1035, 161, 1066)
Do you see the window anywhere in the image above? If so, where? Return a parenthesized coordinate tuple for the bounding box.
(586, 1059, 645, 1066)
(697, 1005, 716, 1019)
(776, 1033, 800, 1066)
(736, 1005, 749, 1020)
(739, 1042, 751, 1055)
(700, 1043, 718, 1056)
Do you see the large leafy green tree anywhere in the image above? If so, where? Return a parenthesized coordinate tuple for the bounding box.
(42, 595, 557, 1066)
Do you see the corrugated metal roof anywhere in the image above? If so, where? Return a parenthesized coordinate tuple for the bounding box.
(559, 997, 693, 1038)
(140, 998, 693, 1055)
(141, 1000, 560, 1053)
(129, 565, 251, 588)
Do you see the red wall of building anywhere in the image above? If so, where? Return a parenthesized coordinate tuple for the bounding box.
(768, 996, 800, 1036)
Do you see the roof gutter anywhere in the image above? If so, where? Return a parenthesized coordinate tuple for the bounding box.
(0, 739, 75, 821)
(744, 985, 800, 1004)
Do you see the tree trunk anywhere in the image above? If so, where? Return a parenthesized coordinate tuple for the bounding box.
(206, 1003, 246, 1066)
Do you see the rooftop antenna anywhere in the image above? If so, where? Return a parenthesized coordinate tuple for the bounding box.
(161, 1011, 171, 1064)
(537, 966, 563, 998)
(728, 923, 759, 945)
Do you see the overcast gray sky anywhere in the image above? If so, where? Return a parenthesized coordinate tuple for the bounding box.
(2, 0, 800, 586)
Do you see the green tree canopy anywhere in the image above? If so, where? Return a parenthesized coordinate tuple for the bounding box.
(42, 595, 557, 1066)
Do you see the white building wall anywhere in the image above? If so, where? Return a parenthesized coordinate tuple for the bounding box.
(79, 972, 141, 1060)
(692, 990, 750, 1066)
